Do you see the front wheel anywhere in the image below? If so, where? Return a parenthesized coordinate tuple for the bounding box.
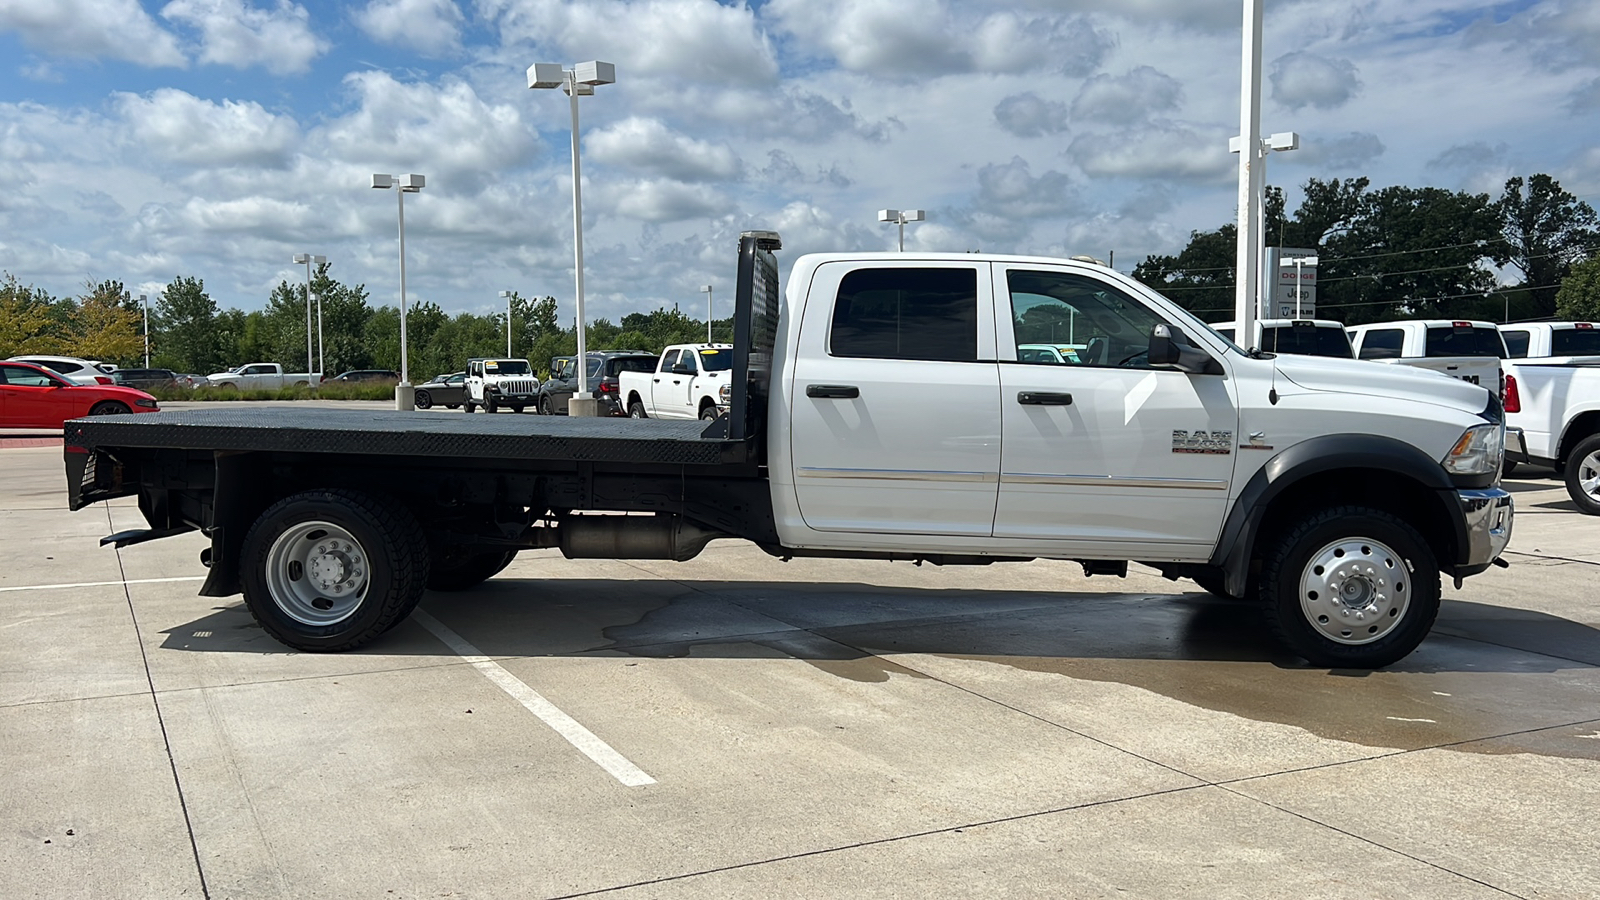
(239, 489, 430, 652)
(484, 394, 498, 414)
(1563, 434, 1600, 515)
(414, 390, 433, 409)
(463, 400, 475, 413)
(1259, 505, 1440, 669)
(539, 396, 554, 416)
(89, 401, 131, 416)
(629, 398, 647, 418)
(699, 404, 719, 421)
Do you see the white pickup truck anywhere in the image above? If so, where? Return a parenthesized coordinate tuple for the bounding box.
(67, 234, 1514, 669)
(619, 343, 734, 420)
(1500, 321, 1600, 364)
(1212, 319, 1354, 358)
(205, 363, 317, 390)
(1498, 323, 1600, 513)
(1346, 320, 1507, 392)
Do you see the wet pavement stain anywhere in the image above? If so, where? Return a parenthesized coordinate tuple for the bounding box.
(594, 583, 1600, 762)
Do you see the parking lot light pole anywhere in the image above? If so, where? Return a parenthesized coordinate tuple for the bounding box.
(700, 284, 713, 341)
(529, 60, 615, 417)
(293, 254, 326, 378)
(500, 290, 514, 357)
(139, 294, 149, 368)
(877, 209, 925, 251)
(371, 174, 425, 410)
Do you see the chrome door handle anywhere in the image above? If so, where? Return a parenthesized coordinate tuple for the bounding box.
(1017, 391, 1072, 405)
(806, 384, 860, 399)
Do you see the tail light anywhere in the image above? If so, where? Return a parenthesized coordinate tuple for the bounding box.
(94, 375, 113, 385)
(1503, 373, 1520, 413)
(599, 381, 618, 393)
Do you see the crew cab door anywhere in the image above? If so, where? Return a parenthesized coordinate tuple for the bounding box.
(664, 350, 698, 418)
(789, 261, 1001, 536)
(991, 265, 1238, 554)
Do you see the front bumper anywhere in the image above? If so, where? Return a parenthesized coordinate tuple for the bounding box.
(490, 391, 537, 404)
(1452, 487, 1513, 577)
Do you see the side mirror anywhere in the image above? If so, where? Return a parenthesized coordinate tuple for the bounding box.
(1149, 324, 1222, 375)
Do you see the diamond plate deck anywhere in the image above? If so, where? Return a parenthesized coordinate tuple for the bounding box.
(65, 408, 740, 466)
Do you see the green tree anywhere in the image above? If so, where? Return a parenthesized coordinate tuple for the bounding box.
(1556, 253, 1600, 320)
(68, 280, 143, 364)
(1131, 224, 1237, 321)
(0, 274, 61, 357)
(154, 276, 228, 374)
(1497, 174, 1600, 317)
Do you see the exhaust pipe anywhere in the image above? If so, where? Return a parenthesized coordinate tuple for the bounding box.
(558, 514, 725, 561)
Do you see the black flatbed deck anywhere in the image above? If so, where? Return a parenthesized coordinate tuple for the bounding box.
(65, 407, 744, 466)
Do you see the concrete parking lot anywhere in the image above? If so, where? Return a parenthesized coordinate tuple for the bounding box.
(2, 434, 1598, 899)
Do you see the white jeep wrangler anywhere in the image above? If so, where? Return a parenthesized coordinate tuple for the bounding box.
(464, 358, 539, 414)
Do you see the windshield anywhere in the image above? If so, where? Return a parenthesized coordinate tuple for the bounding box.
(485, 360, 532, 375)
(1425, 326, 1506, 359)
(1261, 325, 1354, 358)
(698, 348, 732, 372)
(1552, 328, 1600, 355)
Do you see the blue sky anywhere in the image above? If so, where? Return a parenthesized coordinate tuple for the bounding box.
(0, 0, 1596, 327)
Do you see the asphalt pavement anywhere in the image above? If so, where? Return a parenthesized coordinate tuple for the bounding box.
(1, 442, 1596, 899)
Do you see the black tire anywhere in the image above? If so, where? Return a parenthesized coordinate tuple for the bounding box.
(484, 394, 498, 414)
(1259, 505, 1440, 669)
(1565, 434, 1600, 515)
(239, 489, 430, 652)
(1191, 571, 1239, 600)
(414, 390, 433, 409)
(629, 398, 647, 418)
(699, 404, 718, 421)
(428, 549, 518, 591)
(89, 401, 131, 416)
(463, 400, 475, 413)
(539, 395, 554, 416)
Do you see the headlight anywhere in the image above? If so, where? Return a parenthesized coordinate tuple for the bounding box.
(719, 383, 732, 403)
(134, 398, 159, 409)
(1442, 422, 1504, 476)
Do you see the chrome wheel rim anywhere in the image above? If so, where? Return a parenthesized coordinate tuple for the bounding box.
(265, 520, 370, 626)
(1299, 537, 1409, 645)
(1580, 451, 1600, 500)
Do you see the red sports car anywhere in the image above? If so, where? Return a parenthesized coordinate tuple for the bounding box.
(0, 360, 160, 428)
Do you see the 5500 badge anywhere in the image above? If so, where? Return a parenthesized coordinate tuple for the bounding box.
(1172, 430, 1233, 454)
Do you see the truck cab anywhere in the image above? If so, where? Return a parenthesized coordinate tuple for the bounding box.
(464, 357, 538, 413)
(1500, 321, 1600, 364)
(1212, 319, 1354, 358)
(1346, 320, 1507, 390)
(620, 343, 734, 420)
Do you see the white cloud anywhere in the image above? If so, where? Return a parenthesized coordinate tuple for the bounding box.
(0, 0, 185, 67)
(355, 0, 464, 56)
(597, 178, 729, 223)
(115, 89, 300, 168)
(768, 0, 1111, 77)
(161, 0, 328, 75)
(484, 0, 777, 83)
(1068, 120, 1234, 181)
(1288, 131, 1386, 170)
(586, 117, 742, 182)
(317, 71, 535, 187)
(994, 92, 1071, 138)
(974, 157, 1076, 220)
(1072, 67, 1184, 126)
(1269, 51, 1362, 111)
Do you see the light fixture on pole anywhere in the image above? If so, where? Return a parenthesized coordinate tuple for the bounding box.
(371, 174, 425, 410)
(877, 208, 925, 251)
(139, 294, 149, 368)
(1286, 254, 1318, 318)
(529, 59, 615, 417)
(292, 254, 326, 378)
(1231, 131, 1299, 317)
(700, 284, 713, 342)
(500, 290, 514, 357)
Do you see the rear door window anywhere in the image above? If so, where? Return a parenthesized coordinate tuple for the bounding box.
(1551, 328, 1600, 355)
(1357, 329, 1405, 360)
(1424, 326, 1506, 358)
(830, 267, 977, 362)
(1502, 331, 1530, 358)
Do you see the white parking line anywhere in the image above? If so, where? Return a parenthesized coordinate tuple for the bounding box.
(0, 575, 207, 593)
(412, 609, 656, 787)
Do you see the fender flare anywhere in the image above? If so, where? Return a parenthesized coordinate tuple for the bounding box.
(1210, 434, 1463, 596)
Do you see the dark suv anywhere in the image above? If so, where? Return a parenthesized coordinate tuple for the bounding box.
(111, 368, 179, 390)
(537, 351, 654, 415)
(323, 369, 399, 384)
